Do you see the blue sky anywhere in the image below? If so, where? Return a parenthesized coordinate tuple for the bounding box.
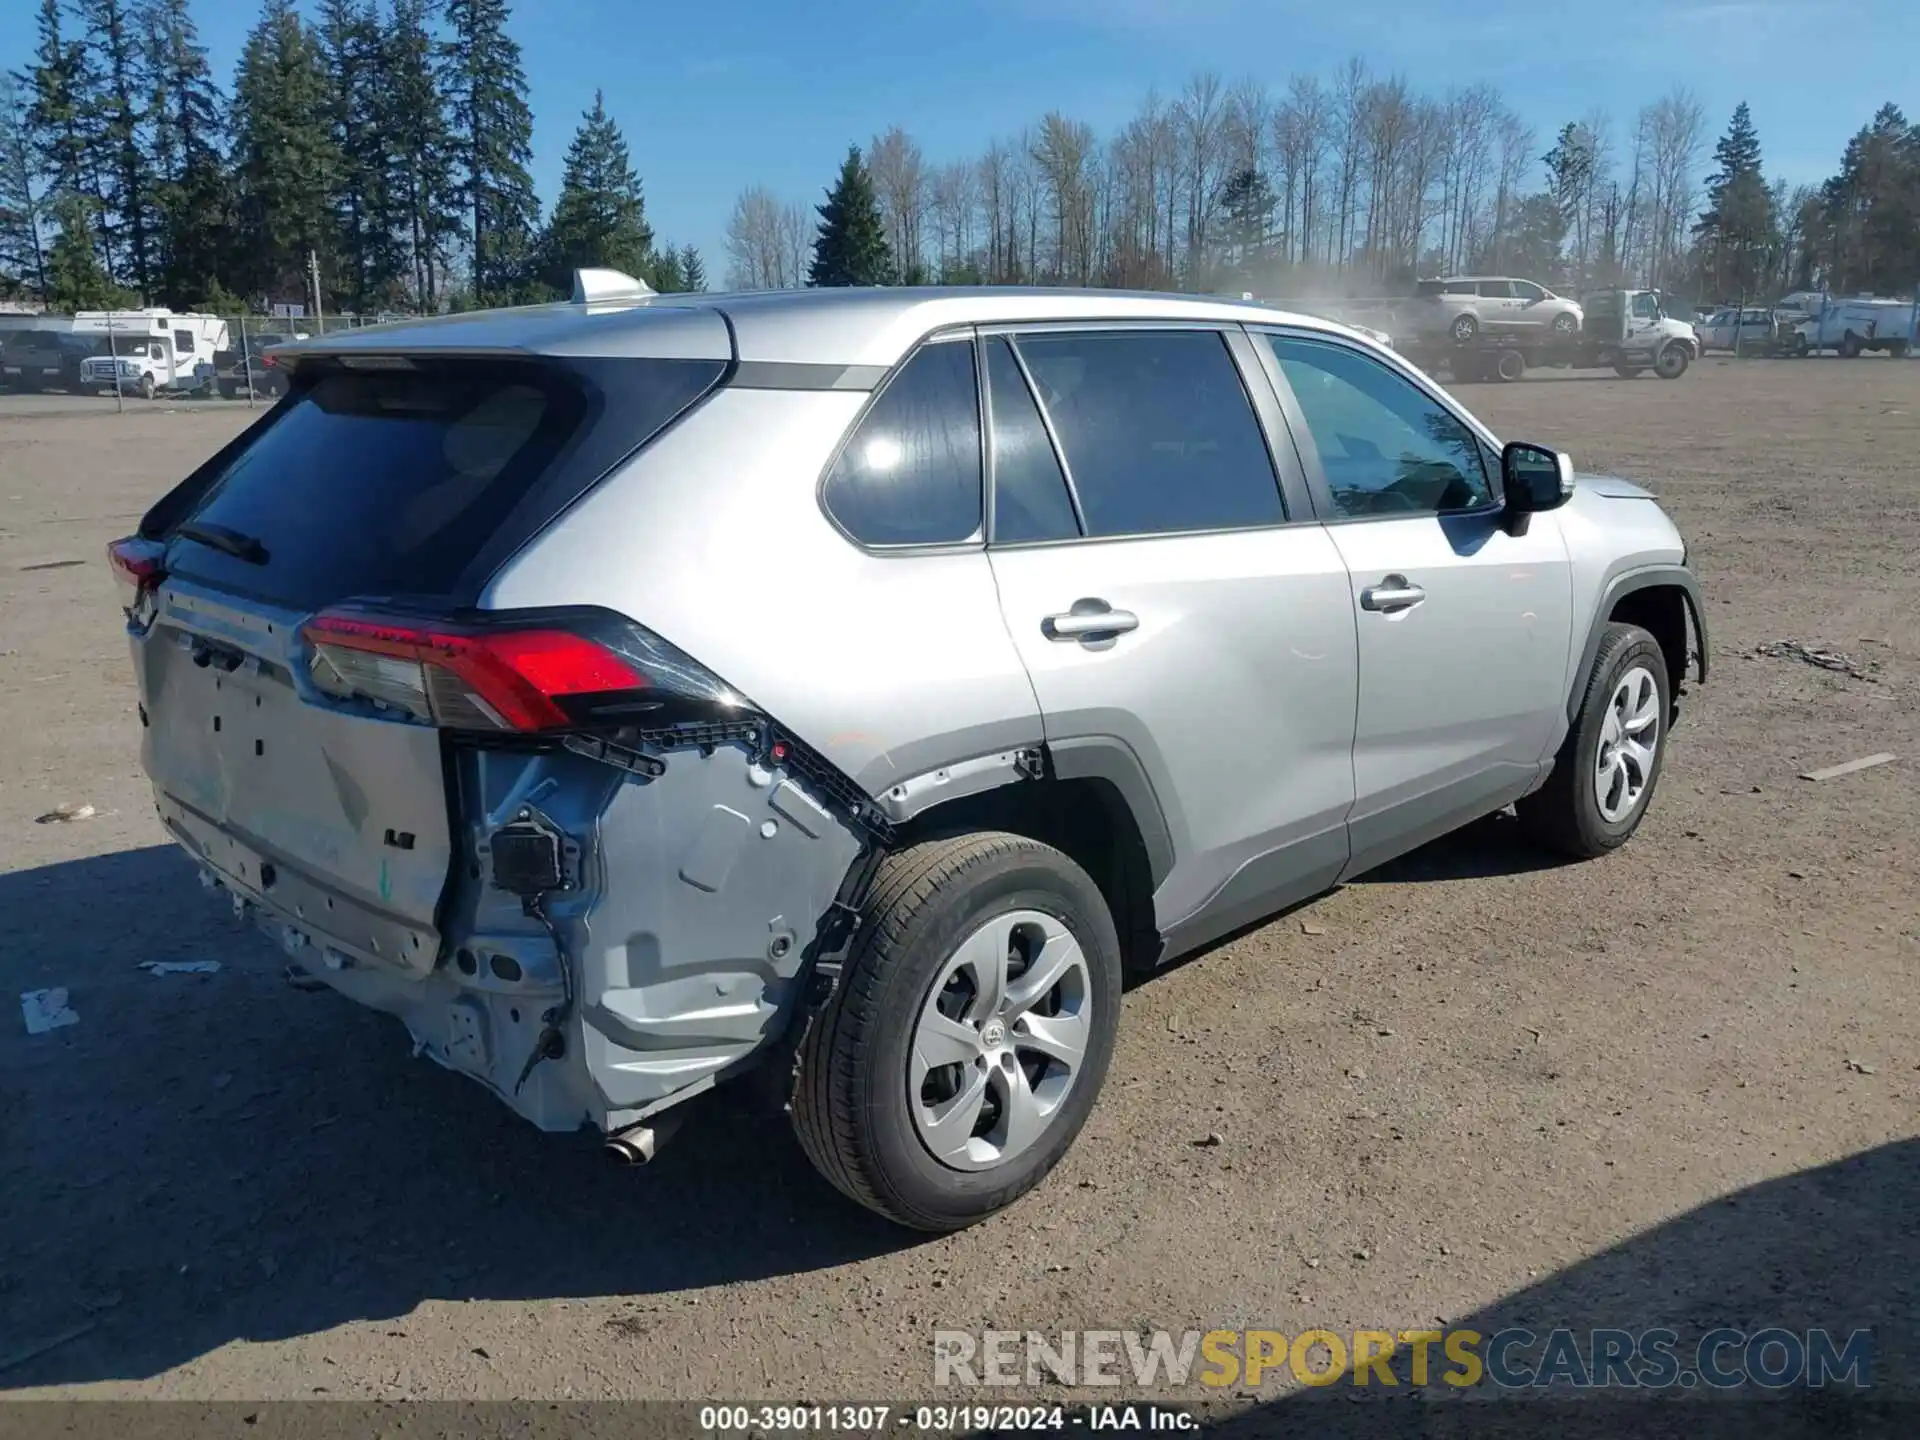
(8, 0, 1912, 272)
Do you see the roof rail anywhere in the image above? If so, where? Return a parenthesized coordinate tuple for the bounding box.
(572, 267, 656, 305)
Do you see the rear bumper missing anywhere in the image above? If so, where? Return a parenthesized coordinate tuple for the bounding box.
(159, 739, 866, 1138)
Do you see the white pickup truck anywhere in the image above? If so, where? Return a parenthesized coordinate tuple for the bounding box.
(1791, 298, 1915, 358)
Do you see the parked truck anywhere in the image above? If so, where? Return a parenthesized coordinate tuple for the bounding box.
(1789, 297, 1914, 357)
(1400, 288, 1697, 382)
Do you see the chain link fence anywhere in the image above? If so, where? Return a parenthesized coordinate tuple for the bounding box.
(0, 309, 407, 412)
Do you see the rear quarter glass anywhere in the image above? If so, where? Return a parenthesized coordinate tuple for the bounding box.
(147, 355, 727, 611)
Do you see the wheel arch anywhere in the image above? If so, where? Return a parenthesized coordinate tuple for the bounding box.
(886, 742, 1171, 975)
(1570, 566, 1709, 724)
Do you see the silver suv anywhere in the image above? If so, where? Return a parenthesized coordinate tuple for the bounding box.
(112, 275, 1707, 1231)
(1415, 276, 1585, 344)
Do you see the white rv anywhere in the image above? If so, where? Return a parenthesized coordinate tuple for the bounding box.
(74, 310, 231, 397)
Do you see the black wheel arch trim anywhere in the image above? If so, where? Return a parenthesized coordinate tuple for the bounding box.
(1042, 735, 1177, 890)
(1569, 564, 1709, 722)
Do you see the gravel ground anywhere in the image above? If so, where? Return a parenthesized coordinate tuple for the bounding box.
(1, 358, 1915, 1418)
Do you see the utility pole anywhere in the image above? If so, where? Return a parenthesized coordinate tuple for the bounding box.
(309, 249, 325, 334)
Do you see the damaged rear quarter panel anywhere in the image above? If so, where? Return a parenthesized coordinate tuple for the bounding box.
(445, 737, 863, 1128)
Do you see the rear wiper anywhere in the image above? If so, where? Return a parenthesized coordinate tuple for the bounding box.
(176, 521, 269, 565)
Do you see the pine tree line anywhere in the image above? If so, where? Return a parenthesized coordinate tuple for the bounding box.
(0, 0, 705, 311)
(737, 73, 1920, 305)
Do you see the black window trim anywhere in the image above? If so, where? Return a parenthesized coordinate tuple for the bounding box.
(1248, 324, 1508, 527)
(975, 319, 1313, 551)
(813, 327, 987, 556)
(990, 333, 1087, 541)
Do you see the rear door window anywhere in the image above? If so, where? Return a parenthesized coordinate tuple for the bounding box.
(985, 337, 1079, 544)
(823, 338, 982, 546)
(154, 356, 723, 607)
(1014, 329, 1283, 538)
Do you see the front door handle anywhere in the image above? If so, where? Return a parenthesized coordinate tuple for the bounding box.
(1359, 575, 1426, 613)
(1044, 602, 1139, 641)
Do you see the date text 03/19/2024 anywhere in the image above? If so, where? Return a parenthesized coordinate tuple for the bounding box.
(698, 1404, 1197, 1433)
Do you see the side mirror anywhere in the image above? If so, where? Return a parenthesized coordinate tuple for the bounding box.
(1501, 441, 1574, 535)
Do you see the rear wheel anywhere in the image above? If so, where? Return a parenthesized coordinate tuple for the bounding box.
(1451, 312, 1480, 344)
(1519, 623, 1671, 858)
(1654, 344, 1690, 380)
(1550, 312, 1578, 338)
(791, 832, 1122, 1231)
(1839, 332, 1862, 358)
(1891, 341, 1911, 359)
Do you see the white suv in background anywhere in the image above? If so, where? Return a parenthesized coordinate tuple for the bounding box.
(1415, 277, 1584, 344)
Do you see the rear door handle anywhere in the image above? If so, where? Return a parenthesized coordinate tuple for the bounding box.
(1359, 575, 1426, 613)
(1044, 603, 1139, 641)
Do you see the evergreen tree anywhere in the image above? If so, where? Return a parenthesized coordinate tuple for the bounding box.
(442, 0, 540, 305)
(1218, 165, 1276, 282)
(142, 0, 232, 307)
(643, 247, 684, 292)
(808, 144, 892, 287)
(538, 89, 652, 294)
(0, 77, 48, 296)
(76, 0, 156, 294)
(231, 0, 339, 305)
(380, 0, 460, 309)
(678, 243, 706, 291)
(1695, 102, 1776, 299)
(46, 190, 133, 307)
(320, 0, 405, 309)
(1816, 103, 1920, 295)
(19, 0, 88, 199)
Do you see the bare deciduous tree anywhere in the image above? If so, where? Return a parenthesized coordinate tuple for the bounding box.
(868, 125, 927, 280)
(724, 185, 789, 289)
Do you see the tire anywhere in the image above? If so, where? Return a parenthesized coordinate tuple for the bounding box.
(1450, 312, 1480, 344)
(1613, 364, 1646, 378)
(1838, 332, 1861, 358)
(791, 831, 1123, 1232)
(1550, 312, 1578, 338)
(1891, 341, 1910, 359)
(1518, 623, 1672, 859)
(138, 374, 156, 400)
(1654, 344, 1689, 380)
(218, 383, 237, 399)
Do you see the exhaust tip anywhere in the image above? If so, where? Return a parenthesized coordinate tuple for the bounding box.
(604, 1110, 685, 1166)
(604, 1131, 658, 1166)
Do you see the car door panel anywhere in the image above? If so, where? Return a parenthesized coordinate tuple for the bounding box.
(993, 528, 1359, 948)
(1254, 328, 1575, 878)
(1322, 513, 1573, 873)
(983, 326, 1358, 958)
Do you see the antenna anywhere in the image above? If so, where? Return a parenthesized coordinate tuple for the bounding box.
(572, 268, 656, 305)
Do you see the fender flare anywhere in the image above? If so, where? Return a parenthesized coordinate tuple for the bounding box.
(1568, 564, 1709, 722)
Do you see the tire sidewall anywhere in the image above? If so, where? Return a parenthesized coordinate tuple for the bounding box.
(853, 848, 1122, 1225)
(1569, 631, 1671, 848)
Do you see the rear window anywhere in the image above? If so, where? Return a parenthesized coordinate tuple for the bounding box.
(155, 357, 723, 607)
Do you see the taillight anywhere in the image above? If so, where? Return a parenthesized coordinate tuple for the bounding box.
(108, 536, 166, 611)
(261, 353, 277, 368)
(300, 607, 748, 734)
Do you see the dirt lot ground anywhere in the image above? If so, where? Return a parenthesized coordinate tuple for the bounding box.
(1, 359, 1915, 1421)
